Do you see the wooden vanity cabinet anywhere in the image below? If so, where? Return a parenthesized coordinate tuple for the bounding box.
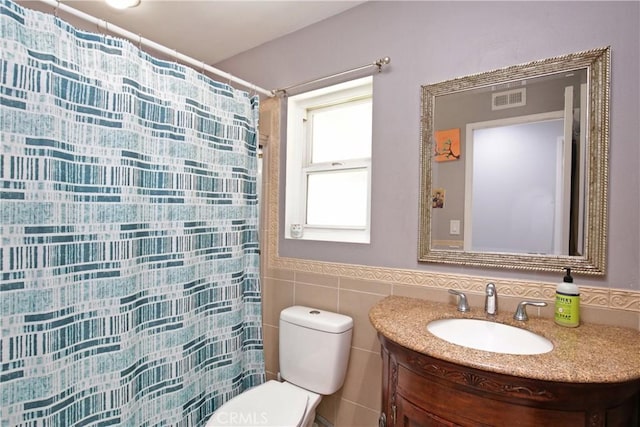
(378, 334, 640, 427)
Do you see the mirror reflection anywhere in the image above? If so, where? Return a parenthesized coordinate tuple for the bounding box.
(432, 69, 586, 255)
(419, 48, 609, 274)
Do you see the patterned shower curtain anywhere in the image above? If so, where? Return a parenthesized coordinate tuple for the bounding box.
(0, 0, 265, 425)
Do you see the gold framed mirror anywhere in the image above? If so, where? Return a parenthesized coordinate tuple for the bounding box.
(418, 47, 610, 274)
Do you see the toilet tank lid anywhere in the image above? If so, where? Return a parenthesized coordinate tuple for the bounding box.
(280, 306, 353, 333)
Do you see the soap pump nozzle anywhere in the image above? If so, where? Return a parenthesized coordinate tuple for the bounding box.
(563, 267, 573, 283)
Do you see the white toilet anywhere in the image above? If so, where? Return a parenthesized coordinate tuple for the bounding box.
(206, 306, 353, 427)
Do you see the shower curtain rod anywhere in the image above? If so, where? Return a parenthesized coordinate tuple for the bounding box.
(36, 0, 274, 97)
(272, 56, 391, 96)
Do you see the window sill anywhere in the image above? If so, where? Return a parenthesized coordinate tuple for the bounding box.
(285, 227, 369, 244)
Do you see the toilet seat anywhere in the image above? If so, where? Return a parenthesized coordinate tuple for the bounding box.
(205, 380, 310, 427)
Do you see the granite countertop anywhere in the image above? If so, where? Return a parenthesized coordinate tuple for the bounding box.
(369, 295, 640, 384)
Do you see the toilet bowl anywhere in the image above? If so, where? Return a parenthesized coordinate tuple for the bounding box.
(205, 306, 353, 427)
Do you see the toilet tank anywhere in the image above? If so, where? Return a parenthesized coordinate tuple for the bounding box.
(279, 306, 353, 395)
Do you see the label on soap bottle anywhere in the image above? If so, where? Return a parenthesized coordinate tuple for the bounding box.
(555, 292, 580, 327)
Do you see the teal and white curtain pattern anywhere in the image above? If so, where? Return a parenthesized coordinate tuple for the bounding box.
(0, 0, 265, 425)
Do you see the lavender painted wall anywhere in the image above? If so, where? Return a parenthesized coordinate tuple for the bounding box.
(218, 1, 640, 291)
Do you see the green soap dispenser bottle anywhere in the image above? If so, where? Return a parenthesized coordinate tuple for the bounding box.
(554, 267, 580, 327)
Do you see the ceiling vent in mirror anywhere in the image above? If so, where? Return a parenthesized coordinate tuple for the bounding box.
(492, 88, 526, 110)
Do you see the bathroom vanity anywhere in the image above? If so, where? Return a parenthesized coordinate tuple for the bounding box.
(370, 296, 640, 427)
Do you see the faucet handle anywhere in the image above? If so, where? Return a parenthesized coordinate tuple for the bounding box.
(448, 289, 470, 312)
(513, 300, 547, 321)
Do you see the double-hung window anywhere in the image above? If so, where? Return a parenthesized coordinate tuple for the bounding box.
(285, 77, 372, 243)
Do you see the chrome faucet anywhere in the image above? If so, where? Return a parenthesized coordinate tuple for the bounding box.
(485, 283, 497, 315)
(513, 301, 547, 321)
(448, 289, 470, 312)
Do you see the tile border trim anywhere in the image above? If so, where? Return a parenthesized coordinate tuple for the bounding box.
(268, 256, 639, 313)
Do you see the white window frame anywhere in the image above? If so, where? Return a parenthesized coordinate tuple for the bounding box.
(285, 76, 373, 243)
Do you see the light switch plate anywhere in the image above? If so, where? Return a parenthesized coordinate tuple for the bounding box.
(450, 220, 461, 235)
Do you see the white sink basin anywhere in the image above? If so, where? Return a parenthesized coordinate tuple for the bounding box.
(427, 318, 553, 355)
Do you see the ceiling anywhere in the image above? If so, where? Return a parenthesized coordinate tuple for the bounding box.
(16, 0, 366, 65)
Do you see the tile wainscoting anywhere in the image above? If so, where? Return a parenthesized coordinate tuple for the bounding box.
(261, 260, 639, 427)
